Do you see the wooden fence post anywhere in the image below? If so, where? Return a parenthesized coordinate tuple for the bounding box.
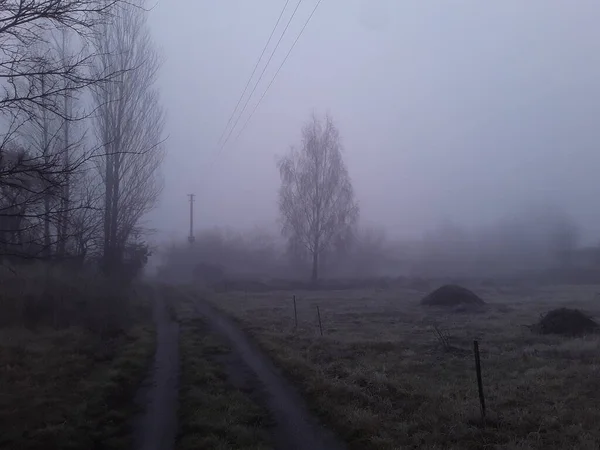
(293, 295, 298, 329)
(316, 305, 323, 336)
(473, 340, 486, 425)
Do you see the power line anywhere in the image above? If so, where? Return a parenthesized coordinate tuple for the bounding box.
(232, 0, 323, 147)
(216, 0, 304, 155)
(216, 0, 292, 147)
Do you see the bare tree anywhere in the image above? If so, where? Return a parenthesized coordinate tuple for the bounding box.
(0, 0, 128, 262)
(54, 28, 77, 257)
(277, 113, 359, 283)
(21, 58, 63, 257)
(3, 30, 90, 260)
(90, 0, 164, 275)
(0, 0, 124, 120)
(0, 157, 64, 264)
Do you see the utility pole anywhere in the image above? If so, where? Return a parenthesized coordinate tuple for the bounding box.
(187, 194, 195, 244)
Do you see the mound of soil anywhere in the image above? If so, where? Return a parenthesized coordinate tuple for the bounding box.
(421, 284, 485, 307)
(535, 308, 599, 336)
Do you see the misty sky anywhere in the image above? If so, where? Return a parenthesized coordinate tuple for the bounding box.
(147, 0, 600, 244)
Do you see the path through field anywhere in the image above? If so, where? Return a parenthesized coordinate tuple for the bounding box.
(188, 291, 347, 450)
(132, 287, 345, 450)
(133, 289, 180, 450)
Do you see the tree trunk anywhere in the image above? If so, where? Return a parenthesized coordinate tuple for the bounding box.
(103, 139, 114, 274)
(311, 250, 319, 284)
(58, 74, 70, 258)
(110, 151, 121, 269)
(41, 74, 52, 259)
(107, 75, 126, 273)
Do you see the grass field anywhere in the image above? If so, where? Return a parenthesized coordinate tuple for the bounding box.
(167, 289, 274, 450)
(204, 283, 600, 450)
(0, 269, 156, 450)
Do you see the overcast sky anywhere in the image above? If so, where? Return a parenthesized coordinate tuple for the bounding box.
(146, 0, 600, 244)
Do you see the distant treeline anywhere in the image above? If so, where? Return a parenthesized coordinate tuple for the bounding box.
(155, 204, 600, 285)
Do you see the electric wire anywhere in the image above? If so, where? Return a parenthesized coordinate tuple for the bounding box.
(216, 0, 292, 147)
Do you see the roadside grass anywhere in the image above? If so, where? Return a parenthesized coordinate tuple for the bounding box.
(166, 288, 273, 450)
(0, 267, 156, 450)
(201, 284, 600, 450)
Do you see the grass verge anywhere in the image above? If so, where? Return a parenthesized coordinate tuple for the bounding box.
(168, 288, 273, 450)
(0, 281, 156, 450)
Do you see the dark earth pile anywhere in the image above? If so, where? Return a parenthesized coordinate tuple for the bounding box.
(535, 308, 598, 336)
(420, 284, 485, 307)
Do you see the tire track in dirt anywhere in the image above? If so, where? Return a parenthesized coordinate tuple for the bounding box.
(133, 289, 180, 450)
(189, 292, 347, 450)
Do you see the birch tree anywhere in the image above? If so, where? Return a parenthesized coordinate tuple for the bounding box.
(277, 113, 359, 283)
(91, 0, 165, 274)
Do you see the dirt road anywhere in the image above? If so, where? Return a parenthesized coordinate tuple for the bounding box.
(189, 292, 347, 450)
(133, 290, 180, 450)
(133, 287, 345, 450)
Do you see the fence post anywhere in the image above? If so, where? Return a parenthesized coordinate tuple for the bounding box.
(293, 295, 298, 329)
(316, 305, 323, 336)
(473, 340, 486, 425)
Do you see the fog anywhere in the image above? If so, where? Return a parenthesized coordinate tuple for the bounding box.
(146, 1, 600, 278)
(4, 4, 600, 446)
